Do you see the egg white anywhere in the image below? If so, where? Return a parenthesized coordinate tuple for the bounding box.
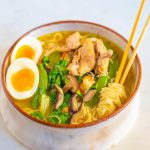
(11, 36, 42, 64)
(6, 58, 39, 100)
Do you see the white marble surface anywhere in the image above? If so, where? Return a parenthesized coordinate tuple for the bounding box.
(0, 0, 150, 149)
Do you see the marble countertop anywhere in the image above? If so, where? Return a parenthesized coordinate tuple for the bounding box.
(0, 0, 150, 149)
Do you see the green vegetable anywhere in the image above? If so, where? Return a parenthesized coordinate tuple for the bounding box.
(108, 59, 119, 79)
(48, 111, 71, 124)
(49, 51, 61, 68)
(31, 87, 47, 109)
(50, 92, 71, 110)
(48, 60, 68, 88)
(40, 94, 50, 116)
(64, 75, 70, 84)
(48, 92, 71, 124)
(60, 92, 71, 109)
(76, 89, 83, 97)
(49, 89, 57, 105)
(31, 89, 40, 109)
(55, 75, 61, 87)
(90, 84, 96, 89)
(96, 76, 109, 91)
(31, 65, 48, 109)
(85, 91, 100, 108)
(86, 76, 109, 108)
(48, 115, 61, 124)
(42, 56, 49, 67)
(31, 111, 44, 120)
(60, 112, 71, 124)
(76, 76, 82, 83)
(38, 65, 48, 89)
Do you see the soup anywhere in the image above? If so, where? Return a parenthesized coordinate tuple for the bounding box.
(6, 31, 135, 125)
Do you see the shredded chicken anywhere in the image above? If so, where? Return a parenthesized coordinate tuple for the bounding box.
(92, 39, 113, 75)
(100, 50, 113, 59)
(63, 75, 79, 93)
(80, 75, 95, 94)
(66, 32, 80, 50)
(61, 32, 81, 51)
(67, 39, 96, 76)
(43, 32, 81, 57)
(67, 50, 80, 76)
(78, 39, 96, 75)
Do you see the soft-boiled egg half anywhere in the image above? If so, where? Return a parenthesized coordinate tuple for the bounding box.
(11, 36, 42, 63)
(6, 58, 39, 100)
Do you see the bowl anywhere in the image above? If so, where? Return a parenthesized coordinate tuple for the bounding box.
(1, 20, 142, 149)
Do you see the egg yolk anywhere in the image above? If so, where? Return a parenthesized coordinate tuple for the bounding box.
(15, 45, 35, 60)
(11, 68, 35, 92)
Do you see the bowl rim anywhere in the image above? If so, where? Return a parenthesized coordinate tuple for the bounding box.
(1, 20, 142, 129)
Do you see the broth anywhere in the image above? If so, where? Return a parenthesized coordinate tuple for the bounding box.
(13, 31, 135, 124)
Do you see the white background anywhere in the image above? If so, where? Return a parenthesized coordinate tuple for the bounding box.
(0, 0, 150, 149)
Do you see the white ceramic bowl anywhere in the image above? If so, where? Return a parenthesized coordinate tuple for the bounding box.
(1, 21, 142, 149)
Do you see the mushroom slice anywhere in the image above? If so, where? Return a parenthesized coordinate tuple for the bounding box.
(70, 94, 82, 113)
(83, 89, 97, 102)
(63, 75, 79, 93)
(70, 103, 84, 124)
(55, 84, 64, 109)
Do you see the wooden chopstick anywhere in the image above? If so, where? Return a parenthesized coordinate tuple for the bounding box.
(115, 0, 145, 83)
(120, 15, 150, 85)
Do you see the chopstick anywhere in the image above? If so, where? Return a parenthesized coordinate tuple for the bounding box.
(120, 15, 150, 85)
(115, 0, 145, 83)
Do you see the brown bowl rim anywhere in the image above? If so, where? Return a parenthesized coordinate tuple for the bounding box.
(1, 20, 142, 129)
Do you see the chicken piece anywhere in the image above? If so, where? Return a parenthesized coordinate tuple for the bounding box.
(100, 50, 113, 59)
(61, 32, 81, 51)
(79, 75, 95, 94)
(44, 32, 80, 55)
(93, 39, 113, 75)
(67, 39, 96, 76)
(67, 50, 80, 76)
(66, 32, 80, 49)
(63, 75, 79, 93)
(95, 58, 109, 75)
(78, 39, 96, 75)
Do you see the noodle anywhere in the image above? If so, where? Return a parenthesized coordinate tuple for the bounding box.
(71, 83, 127, 124)
(96, 83, 127, 118)
(23, 107, 36, 114)
(71, 104, 93, 124)
(51, 32, 63, 42)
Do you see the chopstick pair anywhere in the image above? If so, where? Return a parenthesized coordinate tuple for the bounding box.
(115, 0, 150, 85)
